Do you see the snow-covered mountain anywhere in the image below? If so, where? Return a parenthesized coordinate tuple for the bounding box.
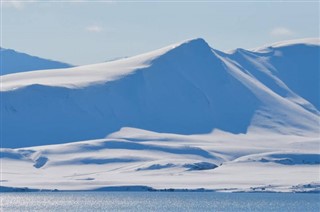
(2, 38, 319, 148)
(0, 48, 73, 75)
(1, 38, 319, 192)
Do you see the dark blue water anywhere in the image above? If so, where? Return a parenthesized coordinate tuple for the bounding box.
(1, 192, 320, 211)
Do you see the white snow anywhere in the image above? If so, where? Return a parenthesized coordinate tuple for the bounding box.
(251, 37, 320, 52)
(0, 39, 189, 91)
(1, 38, 319, 192)
(1, 128, 319, 192)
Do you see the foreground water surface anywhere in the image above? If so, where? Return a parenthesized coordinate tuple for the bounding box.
(1, 192, 320, 211)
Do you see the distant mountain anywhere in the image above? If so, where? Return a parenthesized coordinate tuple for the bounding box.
(1, 38, 319, 148)
(0, 48, 73, 75)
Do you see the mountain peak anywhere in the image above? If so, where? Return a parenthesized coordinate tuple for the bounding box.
(149, 38, 213, 62)
(180, 37, 208, 45)
(171, 38, 211, 51)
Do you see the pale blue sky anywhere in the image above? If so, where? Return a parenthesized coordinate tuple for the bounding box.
(1, 1, 319, 65)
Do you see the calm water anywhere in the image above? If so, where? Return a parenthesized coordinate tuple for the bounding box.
(1, 192, 320, 211)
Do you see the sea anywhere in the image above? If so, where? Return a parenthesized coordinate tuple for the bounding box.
(1, 192, 320, 211)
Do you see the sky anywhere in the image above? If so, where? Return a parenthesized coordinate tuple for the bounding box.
(1, 0, 319, 65)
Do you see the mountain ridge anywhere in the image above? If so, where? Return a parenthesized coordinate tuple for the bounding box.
(1, 38, 212, 91)
(1, 38, 319, 148)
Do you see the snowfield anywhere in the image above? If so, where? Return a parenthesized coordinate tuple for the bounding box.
(1, 38, 319, 192)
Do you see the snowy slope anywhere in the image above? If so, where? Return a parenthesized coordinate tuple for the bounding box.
(243, 38, 320, 110)
(1, 38, 319, 148)
(1, 128, 319, 192)
(1, 38, 319, 192)
(0, 48, 72, 75)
